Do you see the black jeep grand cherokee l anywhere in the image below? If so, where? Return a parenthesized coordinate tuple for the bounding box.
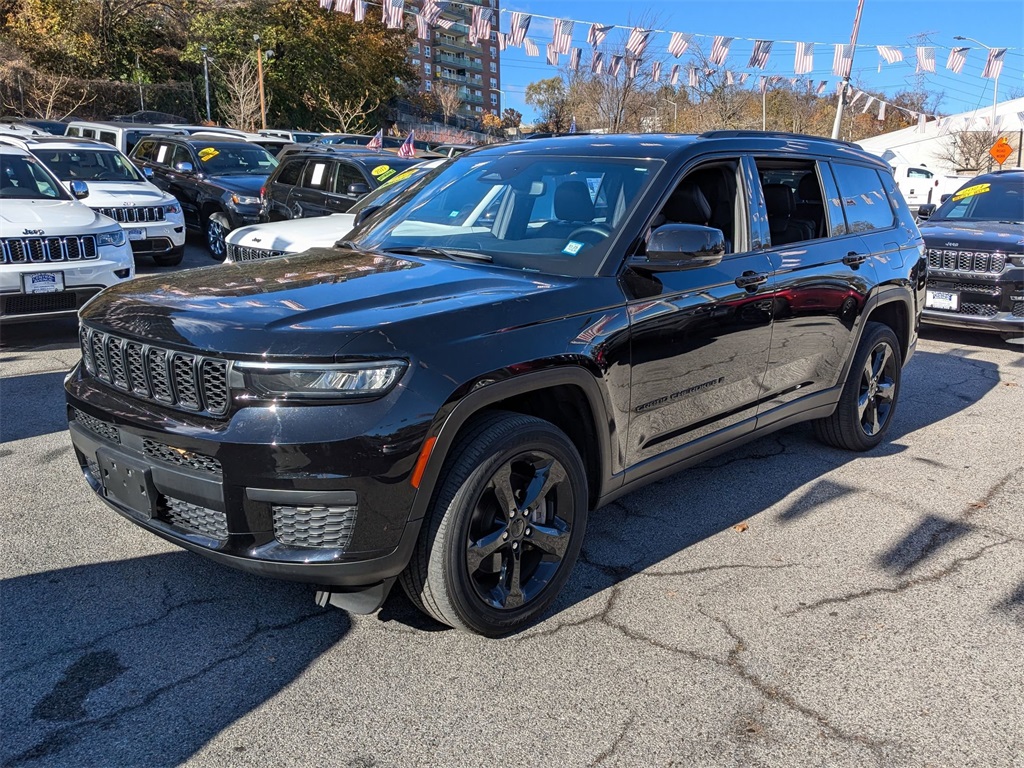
(67, 133, 926, 636)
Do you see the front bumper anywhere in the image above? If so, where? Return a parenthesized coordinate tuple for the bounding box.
(124, 220, 186, 255)
(922, 271, 1024, 337)
(65, 366, 429, 592)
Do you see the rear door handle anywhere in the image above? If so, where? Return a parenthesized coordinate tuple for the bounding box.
(843, 251, 868, 266)
(735, 271, 769, 290)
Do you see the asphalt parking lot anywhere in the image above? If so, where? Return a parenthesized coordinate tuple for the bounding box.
(2, 238, 1022, 767)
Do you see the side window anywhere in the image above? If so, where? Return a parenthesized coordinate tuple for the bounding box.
(154, 143, 173, 166)
(81, 128, 96, 139)
(170, 145, 193, 169)
(650, 161, 743, 255)
(133, 140, 156, 162)
(98, 131, 117, 147)
(275, 159, 304, 187)
(300, 159, 331, 191)
(832, 163, 896, 233)
(67, 127, 81, 137)
(755, 159, 829, 245)
(334, 163, 364, 194)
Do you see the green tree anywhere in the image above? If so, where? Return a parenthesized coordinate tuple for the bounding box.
(525, 76, 569, 133)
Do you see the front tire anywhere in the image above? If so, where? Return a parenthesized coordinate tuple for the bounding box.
(814, 321, 902, 451)
(205, 215, 227, 261)
(152, 247, 184, 267)
(400, 412, 588, 636)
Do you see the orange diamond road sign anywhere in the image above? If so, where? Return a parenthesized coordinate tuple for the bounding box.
(989, 138, 1013, 165)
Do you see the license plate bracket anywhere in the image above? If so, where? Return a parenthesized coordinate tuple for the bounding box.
(22, 272, 65, 294)
(97, 449, 156, 518)
(926, 289, 959, 311)
(127, 228, 145, 241)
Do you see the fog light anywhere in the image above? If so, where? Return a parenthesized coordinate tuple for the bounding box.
(114, 268, 132, 279)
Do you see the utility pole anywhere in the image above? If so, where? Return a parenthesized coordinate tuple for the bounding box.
(831, 0, 866, 140)
(136, 53, 145, 112)
(201, 46, 212, 124)
(254, 34, 267, 130)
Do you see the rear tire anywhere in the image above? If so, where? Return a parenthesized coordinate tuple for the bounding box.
(399, 411, 588, 636)
(814, 321, 902, 451)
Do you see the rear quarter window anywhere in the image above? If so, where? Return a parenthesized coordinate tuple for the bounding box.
(832, 163, 896, 233)
(275, 160, 304, 187)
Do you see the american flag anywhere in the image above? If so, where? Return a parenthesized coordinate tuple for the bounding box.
(1017, 110, 1024, 123)
(945, 46, 968, 74)
(546, 43, 558, 66)
(415, 14, 429, 40)
(739, 73, 749, 85)
(916, 47, 935, 73)
(669, 65, 680, 85)
(626, 57, 640, 78)
(877, 101, 886, 121)
(319, 0, 331, 9)
(982, 48, 1006, 79)
(366, 129, 383, 150)
(397, 131, 416, 159)
(816, 80, 827, 95)
(625, 28, 651, 58)
(688, 67, 699, 88)
(794, 42, 814, 75)
(551, 19, 573, 56)
(725, 71, 734, 86)
(759, 75, 768, 94)
(335, 0, 354, 12)
(651, 61, 661, 82)
(420, 0, 440, 25)
(353, 0, 365, 21)
(496, 32, 508, 51)
(569, 47, 582, 71)
(592, 51, 605, 74)
(877, 45, 903, 64)
(382, 0, 403, 29)
(668, 32, 690, 58)
(710, 36, 732, 66)
(469, 6, 492, 46)
(588, 24, 613, 48)
(861, 95, 875, 113)
(436, 17, 455, 29)
(748, 39, 773, 69)
(916, 113, 927, 132)
(849, 89, 864, 106)
(832, 44, 853, 77)
(524, 38, 539, 57)
(509, 12, 531, 47)
(608, 55, 622, 77)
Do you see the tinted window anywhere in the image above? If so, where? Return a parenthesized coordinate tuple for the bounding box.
(756, 160, 829, 244)
(832, 163, 895, 233)
(197, 144, 277, 176)
(335, 163, 365, 193)
(133, 140, 158, 162)
(98, 131, 117, 147)
(275, 159, 303, 187)
(153, 143, 174, 166)
(300, 159, 332, 190)
(0, 155, 67, 200)
(37, 149, 142, 182)
(170, 145, 193, 169)
(931, 177, 1024, 222)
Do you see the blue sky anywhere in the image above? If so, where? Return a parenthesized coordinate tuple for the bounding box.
(493, 0, 1024, 123)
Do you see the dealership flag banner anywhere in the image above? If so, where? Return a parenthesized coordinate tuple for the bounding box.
(877, 101, 886, 121)
(877, 45, 903, 64)
(415, 14, 429, 39)
(524, 38, 539, 57)
(353, 0, 365, 21)
(397, 131, 416, 159)
(946, 47, 968, 74)
(382, 0, 403, 28)
(794, 42, 814, 74)
(609, 54, 622, 77)
(669, 64, 680, 85)
(748, 39, 773, 69)
(592, 51, 605, 74)
(651, 60, 661, 82)
(689, 67, 700, 88)
(832, 44, 853, 77)
(509, 12, 531, 47)
(366, 129, 382, 150)
(916, 46, 935, 73)
(420, 0, 440, 25)
(497, 32, 508, 51)
(982, 48, 1006, 79)
(469, 6, 492, 45)
(625, 28, 652, 58)
(588, 23, 613, 48)
(335, 0, 354, 12)
(552, 19, 574, 55)
(667, 32, 690, 58)
(569, 47, 581, 71)
(546, 43, 558, 65)
(710, 36, 732, 65)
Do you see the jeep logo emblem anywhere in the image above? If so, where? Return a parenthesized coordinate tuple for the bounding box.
(22, 228, 43, 235)
(944, 242, 959, 247)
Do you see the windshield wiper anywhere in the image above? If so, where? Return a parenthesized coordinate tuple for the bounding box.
(383, 246, 492, 262)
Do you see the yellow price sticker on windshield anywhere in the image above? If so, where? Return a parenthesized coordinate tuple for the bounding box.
(381, 168, 416, 188)
(370, 164, 392, 178)
(197, 147, 220, 162)
(952, 182, 990, 202)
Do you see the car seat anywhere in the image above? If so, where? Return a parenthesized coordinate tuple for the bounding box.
(763, 183, 814, 245)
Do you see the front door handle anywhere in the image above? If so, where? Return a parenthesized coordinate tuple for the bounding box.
(735, 271, 769, 291)
(843, 251, 868, 266)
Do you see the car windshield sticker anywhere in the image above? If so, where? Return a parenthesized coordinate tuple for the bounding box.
(198, 147, 219, 162)
(371, 165, 392, 178)
(382, 168, 416, 188)
(310, 163, 326, 186)
(952, 182, 990, 202)
(562, 240, 585, 255)
(156, 145, 168, 163)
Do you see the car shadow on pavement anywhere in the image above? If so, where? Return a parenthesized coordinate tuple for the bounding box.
(0, 553, 348, 767)
(0, 318, 80, 352)
(0, 371, 73, 443)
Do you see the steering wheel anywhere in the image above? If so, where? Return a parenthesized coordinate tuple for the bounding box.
(566, 224, 612, 244)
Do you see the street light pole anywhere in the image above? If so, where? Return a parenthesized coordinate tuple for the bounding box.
(954, 35, 999, 139)
(254, 34, 267, 131)
(200, 46, 212, 124)
(831, 0, 866, 140)
(662, 98, 678, 132)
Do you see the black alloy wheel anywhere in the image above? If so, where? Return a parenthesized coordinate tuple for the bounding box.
(856, 340, 898, 437)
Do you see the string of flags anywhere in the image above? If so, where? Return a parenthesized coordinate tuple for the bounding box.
(323, 0, 1016, 130)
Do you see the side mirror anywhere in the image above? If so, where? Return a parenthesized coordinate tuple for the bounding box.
(353, 205, 381, 226)
(347, 182, 370, 196)
(174, 161, 194, 174)
(917, 204, 936, 221)
(141, 166, 154, 179)
(70, 180, 89, 200)
(631, 223, 725, 272)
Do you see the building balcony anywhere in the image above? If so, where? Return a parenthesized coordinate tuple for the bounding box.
(437, 52, 482, 70)
(434, 36, 481, 56)
(437, 71, 469, 84)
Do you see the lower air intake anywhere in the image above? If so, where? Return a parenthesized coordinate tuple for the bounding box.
(272, 504, 357, 549)
(159, 495, 228, 540)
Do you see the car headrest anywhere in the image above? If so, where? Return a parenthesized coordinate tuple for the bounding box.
(763, 183, 795, 217)
(554, 181, 594, 221)
(662, 181, 711, 225)
(797, 173, 823, 202)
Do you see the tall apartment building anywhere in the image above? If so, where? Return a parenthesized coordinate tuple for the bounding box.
(407, 0, 502, 124)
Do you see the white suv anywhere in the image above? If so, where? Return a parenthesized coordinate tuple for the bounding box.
(0, 135, 186, 266)
(0, 145, 134, 323)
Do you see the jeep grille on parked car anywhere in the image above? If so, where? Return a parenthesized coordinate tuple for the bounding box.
(96, 206, 166, 223)
(79, 326, 230, 416)
(926, 248, 1006, 274)
(1, 235, 98, 263)
(227, 243, 285, 262)
(158, 495, 228, 540)
(272, 504, 358, 549)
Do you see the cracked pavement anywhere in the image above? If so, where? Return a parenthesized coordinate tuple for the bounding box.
(2, 243, 1023, 768)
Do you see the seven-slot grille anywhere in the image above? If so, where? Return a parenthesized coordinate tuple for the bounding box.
(226, 243, 285, 263)
(95, 206, 165, 223)
(926, 248, 1006, 275)
(1, 235, 97, 263)
(80, 326, 231, 416)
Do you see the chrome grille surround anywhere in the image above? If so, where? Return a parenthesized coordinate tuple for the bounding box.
(79, 326, 231, 417)
(926, 248, 1007, 275)
(226, 243, 286, 263)
(95, 206, 166, 224)
(159, 495, 228, 540)
(272, 504, 358, 549)
(1, 235, 97, 263)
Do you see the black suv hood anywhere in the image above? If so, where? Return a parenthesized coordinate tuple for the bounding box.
(919, 220, 1024, 251)
(80, 248, 582, 359)
(206, 174, 267, 195)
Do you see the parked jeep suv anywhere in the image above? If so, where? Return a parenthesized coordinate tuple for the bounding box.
(129, 136, 278, 258)
(917, 170, 1024, 344)
(66, 133, 925, 635)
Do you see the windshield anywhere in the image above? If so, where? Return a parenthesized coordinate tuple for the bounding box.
(36, 149, 142, 182)
(352, 154, 662, 277)
(197, 145, 278, 176)
(0, 154, 69, 200)
(931, 177, 1024, 223)
(349, 161, 447, 216)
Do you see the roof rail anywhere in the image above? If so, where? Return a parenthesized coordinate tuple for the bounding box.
(0, 134, 31, 150)
(698, 130, 860, 149)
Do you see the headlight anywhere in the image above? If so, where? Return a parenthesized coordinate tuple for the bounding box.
(164, 202, 182, 215)
(232, 360, 406, 401)
(1008, 254, 1024, 267)
(97, 229, 126, 247)
(231, 193, 261, 206)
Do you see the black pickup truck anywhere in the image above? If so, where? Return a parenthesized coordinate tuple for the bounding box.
(67, 132, 926, 636)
